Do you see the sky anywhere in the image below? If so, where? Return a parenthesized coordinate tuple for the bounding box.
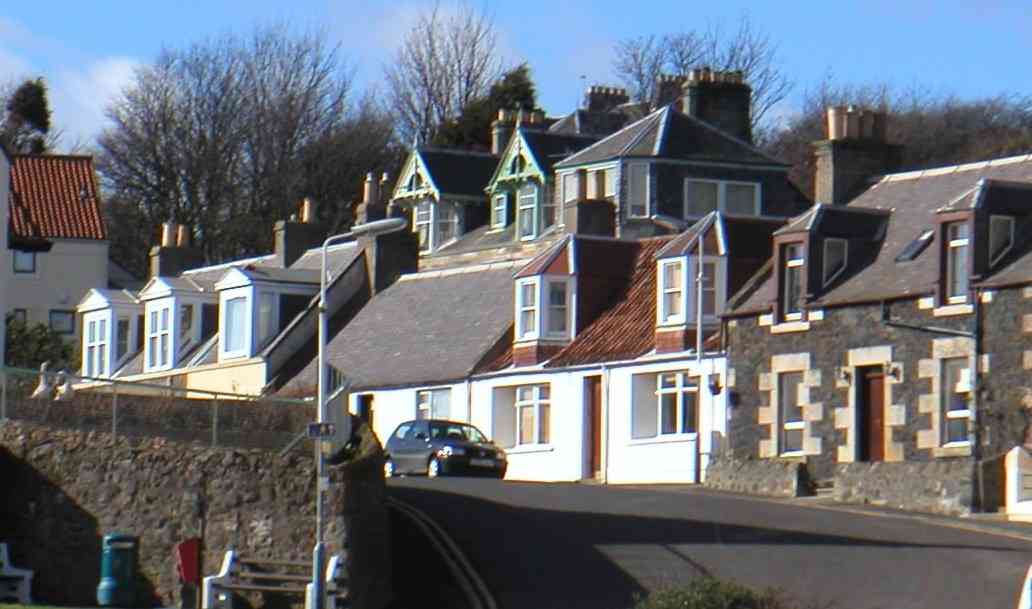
(2, 0, 1032, 150)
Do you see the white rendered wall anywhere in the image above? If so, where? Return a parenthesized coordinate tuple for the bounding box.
(351, 381, 470, 448)
(8, 239, 108, 334)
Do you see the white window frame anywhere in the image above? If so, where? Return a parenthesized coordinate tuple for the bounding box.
(627, 162, 650, 218)
(683, 178, 761, 218)
(515, 277, 540, 340)
(514, 384, 550, 446)
(657, 259, 686, 325)
(518, 185, 539, 241)
(782, 243, 805, 321)
(946, 222, 970, 304)
(436, 201, 460, 247)
(414, 200, 433, 252)
(416, 387, 452, 420)
(561, 172, 578, 204)
(491, 194, 508, 229)
(655, 371, 699, 437)
(989, 214, 1015, 267)
(604, 168, 616, 198)
(544, 278, 571, 339)
(115, 316, 131, 364)
(256, 291, 277, 349)
(221, 292, 250, 359)
(657, 256, 726, 326)
(84, 314, 109, 378)
(941, 357, 971, 447)
(146, 303, 172, 371)
(13, 250, 36, 274)
(778, 371, 805, 456)
(822, 238, 848, 287)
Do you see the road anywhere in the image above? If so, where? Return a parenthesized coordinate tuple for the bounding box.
(388, 478, 1032, 609)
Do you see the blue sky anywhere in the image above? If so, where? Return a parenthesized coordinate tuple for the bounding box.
(3, 1, 1032, 149)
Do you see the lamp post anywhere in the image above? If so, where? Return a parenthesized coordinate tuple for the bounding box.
(313, 217, 406, 609)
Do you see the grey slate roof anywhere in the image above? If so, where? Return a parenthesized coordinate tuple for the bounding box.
(555, 105, 784, 169)
(311, 263, 519, 390)
(418, 148, 498, 199)
(520, 129, 598, 175)
(731, 154, 1032, 314)
(547, 103, 650, 137)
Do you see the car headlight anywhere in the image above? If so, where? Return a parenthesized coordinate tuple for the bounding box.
(440, 446, 466, 457)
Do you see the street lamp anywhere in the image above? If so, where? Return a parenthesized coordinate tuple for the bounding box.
(312, 217, 407, 609)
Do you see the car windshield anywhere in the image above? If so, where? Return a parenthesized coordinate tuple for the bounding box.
(429, 421, 488, 443)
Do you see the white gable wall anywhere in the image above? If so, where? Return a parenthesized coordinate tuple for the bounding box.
(9, 239, 108, 336)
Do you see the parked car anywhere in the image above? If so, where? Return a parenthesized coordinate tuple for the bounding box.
(384, 419, 507, 479)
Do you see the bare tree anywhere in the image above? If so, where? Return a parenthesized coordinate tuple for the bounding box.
(97, 24, 401, 275)
(384, 2, 503, 144)
(611, 16, 792, 135)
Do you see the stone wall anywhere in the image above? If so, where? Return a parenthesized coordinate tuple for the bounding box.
(703, 455, 812, 498)
(0, 419, 391, 609)
(833, 460, 975, 516)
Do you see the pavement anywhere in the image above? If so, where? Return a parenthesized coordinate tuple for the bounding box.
(387, 477, 1032, 609)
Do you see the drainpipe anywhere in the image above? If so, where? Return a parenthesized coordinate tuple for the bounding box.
(601, 363, 611, 485)
(465, 378, 473, 423)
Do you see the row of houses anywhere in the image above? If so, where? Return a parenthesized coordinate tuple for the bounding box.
(63, 71, 1032, 513)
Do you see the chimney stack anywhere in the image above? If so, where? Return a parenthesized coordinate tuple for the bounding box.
(654, 75, 688, 110)
(150, 221, 204, 278)
(356, 172, 386, 225)
(682, 68, 752, 143)
(273, 198, 325, 268)
(491, 109, 516, 156)
(814, 106, 900, 205)
(584, 85, 630, 113)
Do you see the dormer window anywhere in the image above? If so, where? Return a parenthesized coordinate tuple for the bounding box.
(657, 257, 724, 326)
(223, 295, 248, 356)
(945, 222, 969, 303)
(413, 200, 461, 252)
(491, 194, 508, 228)
(510, 154, 525, 175)
(989, 215, 1014, 266)
(658, 259, 685, 324)
(147, 305, 171, 369)
(628, 163, 649, 217)
(562, 172, 578, 204)
(415, 201, 432, 251)
(822, 238, 848, 286)
(85, 317, 107, 377)
(515, 276, 572, 341)
(684, 179, 760, 218)
(781, 243, 805, 320)
(518, 184, 539, 240)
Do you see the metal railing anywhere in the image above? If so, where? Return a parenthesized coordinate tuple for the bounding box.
(0, 365, 316, 451)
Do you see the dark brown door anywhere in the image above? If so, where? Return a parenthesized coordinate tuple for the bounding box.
(358, 394, 375, 431)
(586, 376, 603, 478)
(857, 367, 885, 462)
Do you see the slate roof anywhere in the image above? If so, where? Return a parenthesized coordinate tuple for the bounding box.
(311, 262, 521, 390)
(731, 154, 1032, 314)
(9, 154, 106, 241)
(554, 105, 784, 169)
(520, 129, 598, 175)
(418, 148, 498, 198)
(547, 103, 650, 137)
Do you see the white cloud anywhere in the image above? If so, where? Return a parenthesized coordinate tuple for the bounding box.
(52, 56, 140, 149)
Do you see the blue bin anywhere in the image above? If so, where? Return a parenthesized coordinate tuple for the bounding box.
(97, 532, 138, 607)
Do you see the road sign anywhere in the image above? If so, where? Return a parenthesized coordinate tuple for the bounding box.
(307, 422, 337, 439)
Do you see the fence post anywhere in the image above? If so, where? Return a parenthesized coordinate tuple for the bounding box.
(112, 385, 118, 440)
(212, 394, 219, 447)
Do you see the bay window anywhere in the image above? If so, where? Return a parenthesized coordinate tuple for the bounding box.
(778, 371, 804, 454)
(945, 222, 969, 303)
(684, 179, 760, 218)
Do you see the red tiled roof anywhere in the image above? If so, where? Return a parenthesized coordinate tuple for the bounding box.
(9, 155, 106, 241)
(547, 237, 671, 367)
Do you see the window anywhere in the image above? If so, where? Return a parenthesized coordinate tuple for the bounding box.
(223, 296, 247, 354)
(895, 229, 934, 262)
(518, 185, 538, 240)
(823, 238, 848, 286)
(84, 317, 107, 377)
(256, 292, 276, 348)
(658, 372, 698, 435)
(179, 304, 193, 339)
(781, 243, 805, 320)
(604, 169, 615, 197)
(11, 309, 26, 324)
(515, 384, 550, 445)
(414, 201, 432, 252)
(562, 173, 578, 203)
(684, 179, 760, 218)
(516, 279, 538, 339)
(509, 154, 525, 175)
(436, 204, 459, 245)
(407, 172, 423, 191)
(945, 222, 969, 303)
(416, 388, 451, 420)
(658, 259, 685, 324)
(942, 358, 971, 445)
(700, 260, 717, 315)
(491, 194, 508, 228)
(546, 281, 568, 336)
(628, 163, 649, 217)
(542, 192, 557, 231)
(989, 215, 1014, 266)
(393, 423, 413, 441)
(116, 317, 130, 362)
(779, 371, 804, 454)
(13, 251, 35, 274)
(49, 310, 75, 335)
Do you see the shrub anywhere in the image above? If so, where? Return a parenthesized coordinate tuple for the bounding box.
(634, 578, 803, 609)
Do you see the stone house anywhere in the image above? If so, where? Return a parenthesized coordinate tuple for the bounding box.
(723, 106, 1032, 512)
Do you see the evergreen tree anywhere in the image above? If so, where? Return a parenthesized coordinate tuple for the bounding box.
(1, 78, 52, 154)
(432, 63, 537, 150)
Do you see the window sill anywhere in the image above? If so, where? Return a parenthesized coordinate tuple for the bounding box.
(933, 443, 971, 458)
(505, 444, 555, 455)
(771, 320, 811, 334)
(628, 433, 698, 446)
(220, 351, 250, 361)
(933, 303, 973, 317)
(777, 451, 807, 460)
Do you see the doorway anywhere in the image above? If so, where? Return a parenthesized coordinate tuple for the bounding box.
(856, 366, 885, 462)
(357, 394, 375, 432)
(585, 376, 603, 479)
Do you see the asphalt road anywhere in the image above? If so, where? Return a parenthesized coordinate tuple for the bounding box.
(387, 478, 1032, 609)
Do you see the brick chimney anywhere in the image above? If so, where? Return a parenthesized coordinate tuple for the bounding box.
(584, 85, 630, 113)
(814, 106, 902, 205)
(273, 198, 325, 268)
(491, 109, 517, 156)
(682, 69, 752, 143)
(655, 74, 688, 110)
(356, 172, 386, 225)
(149, 221, 204, 278)
(359, 224, 419, 294)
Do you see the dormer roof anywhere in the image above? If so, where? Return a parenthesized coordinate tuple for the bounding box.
(394, 147, 499, 202)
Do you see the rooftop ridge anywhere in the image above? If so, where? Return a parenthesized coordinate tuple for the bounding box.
(878, 153, 1032, 183)
(398, 259, 525, 281)
(554, 107, 662, 167)
(180, 253, 277, 275)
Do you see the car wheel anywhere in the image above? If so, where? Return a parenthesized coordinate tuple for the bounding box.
(427, 456, 442, 478)
(384, 457, 395, 478)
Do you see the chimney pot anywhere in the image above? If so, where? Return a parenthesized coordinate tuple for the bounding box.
(381, 172, 390, 185)
(301, 198, 317, 223)
(161, 222, 176, 247)
(176, 224, 191, 247)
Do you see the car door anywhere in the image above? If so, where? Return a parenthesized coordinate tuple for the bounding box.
(386, 422, 413, 471)
(400, 420, 431, 473)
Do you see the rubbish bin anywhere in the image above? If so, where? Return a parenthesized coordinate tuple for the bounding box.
(97, 532, 138, 607)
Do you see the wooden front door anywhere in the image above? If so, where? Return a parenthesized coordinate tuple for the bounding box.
(586, 376, 603, 478)
(857, 367, 885, 462)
